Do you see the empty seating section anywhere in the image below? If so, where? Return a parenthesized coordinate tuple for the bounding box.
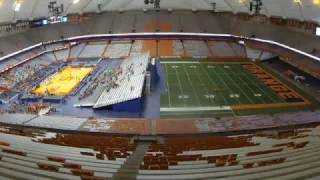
(158, 14, 180, 32)
(79, 43, 108, 58)
(24, 116, 88, 130)
(183, 41, 211, 56)
(70, 43, 86, 58)
(41, 52, 57, 62)
(173, 41, 184, 56)
(230, 42, 247, 57)
(208, 41, 236, 56)
(39, 25, 61, 42)
(80, 118, 152, 134)
(0, 130, 136, 179)
(137, 127, 320, 180)
(260, 51, 277, 60)
(45, 43, 64, 51)
(14, 51, 35, 61)
(130, 40, 143, 57)
(103, 41, 131, 58)
(180, 14, 202, 32)
(0, 113, 37, 125)
(8, 33, 36, 50)
(113, 15, 134, 33)
(0, 37, 20, 55)
(55, 49, 70, 60)
(0, 58, 19, 71)
(158, 24, 174, 57)
(45, 43, 69, 60)
(143, 24, 157, 57)
(36, 133, 136, 160)
(142, 40, 157, 57)
(59, 23, 82, 38)
(94, 53, 149, 108)
(91, 15, 113, 34)
(135, 14, 156, 32)
(246, 47, 263, 60)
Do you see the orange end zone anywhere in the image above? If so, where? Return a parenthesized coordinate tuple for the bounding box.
(248, 64, 310, 104)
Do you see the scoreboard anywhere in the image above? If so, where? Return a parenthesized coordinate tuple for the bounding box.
(30, 16, 68, 28)
(42, 16, 68, 25)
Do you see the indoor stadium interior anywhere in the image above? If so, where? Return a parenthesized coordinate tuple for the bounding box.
(0, 0, 320, 179)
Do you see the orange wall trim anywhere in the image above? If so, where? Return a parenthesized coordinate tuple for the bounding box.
(207, 56, 250, 60)
(231, 102, 311, 110)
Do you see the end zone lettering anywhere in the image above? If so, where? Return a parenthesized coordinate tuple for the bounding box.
(242, 64, 305, 103)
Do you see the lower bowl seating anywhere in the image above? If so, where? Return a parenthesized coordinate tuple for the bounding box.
(0, 127, 137, 180)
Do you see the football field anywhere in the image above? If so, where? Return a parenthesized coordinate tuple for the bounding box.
(160, 61, 302, 118)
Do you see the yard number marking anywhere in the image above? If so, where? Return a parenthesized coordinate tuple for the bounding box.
(205, 95, 215, 98)
(178, 95, 189, 99)
(230, 94, 240, 98)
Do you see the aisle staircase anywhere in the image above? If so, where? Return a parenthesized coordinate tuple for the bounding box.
(112, 142, 150, 180)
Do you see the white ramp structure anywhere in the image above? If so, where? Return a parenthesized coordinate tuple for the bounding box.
(94, 53, 150, 108)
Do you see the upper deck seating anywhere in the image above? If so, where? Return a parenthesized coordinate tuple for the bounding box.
(183, 41, 211, 56)
(103, 41, 131, 58)
(173, 41, 184, 56)
(112, 15, 135, 33)
(208, 41, 236, 56)
(79, 44, 108, 58)
(230, 42, 246, 57)
(70, 43, 86, 58)
(260, 51, 277, 60)
(0, 58, 19, 71)
(246, 47, 262, 60)
(130, 41, 143, 57)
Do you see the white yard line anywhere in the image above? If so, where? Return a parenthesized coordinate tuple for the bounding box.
(232, 64, 276, 104)
(205, 64, 242, 105)
(182, 64, 202, 107)
(189, 65, 216, 106)
(229, 64, 266, 104)
(160, 61, 200, 64)
(173, 63, 186, 107)
(217, 65, 254, 105)
(164, 64, 171, 107)
(160, 106, 231, 112)
(199, 63, 237, 116)
(199, 64, 229, 106)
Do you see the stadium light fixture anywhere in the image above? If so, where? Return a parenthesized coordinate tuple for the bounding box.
(0, 0, 3, 7)
(13, 0, 22, 11)
(313, 0, 320, 4)
(239, 0, 244, 3)
(293, 0, 302, 4)
(73, 0, 80, 4)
